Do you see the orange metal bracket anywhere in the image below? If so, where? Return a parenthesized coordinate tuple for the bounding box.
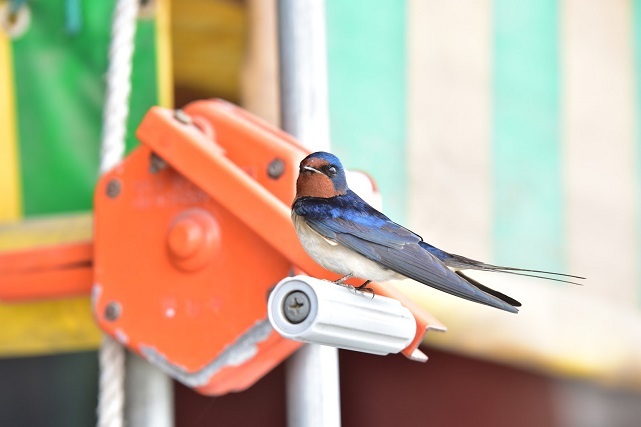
(0, 241, 92, 301)
(94, 100, 443, 395)
(1, 99, 443, 395)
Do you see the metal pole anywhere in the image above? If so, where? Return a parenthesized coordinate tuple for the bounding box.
(278, 0, 341, 426)
(125, 352, 174, 427)
(278, 0, 331, 152)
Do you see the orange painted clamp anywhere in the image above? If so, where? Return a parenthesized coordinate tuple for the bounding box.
(0, 99, 443, 394)
(93, 100, 445, 394)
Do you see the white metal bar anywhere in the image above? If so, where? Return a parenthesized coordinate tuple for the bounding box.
(278, 0, 331, 151)
(278, 0, 341, 425)
(286, 345, 341, 427)
(125, 353, 174, 427)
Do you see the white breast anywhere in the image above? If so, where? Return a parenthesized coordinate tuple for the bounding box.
(292, 212, 403, 282)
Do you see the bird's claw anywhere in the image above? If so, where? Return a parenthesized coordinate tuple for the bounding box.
(333, 274, 353, 286)
(355, 281, 375, 299)
(332, 276, 375, 299)
(333, 281, 357, 292)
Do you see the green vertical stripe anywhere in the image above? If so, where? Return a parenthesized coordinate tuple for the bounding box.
(12, 0, 110, 215)
(493, 0, 564, 271)
(12, 0, 158, 216)
(326, 0, 407, 222)
(126, 18, 159, 153)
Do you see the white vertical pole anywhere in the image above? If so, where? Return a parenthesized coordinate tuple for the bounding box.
(278, 0, 332, 152)
(286, 345, 341, 426)
(125, 353, 174, 427)
(277, 0, 341, 426)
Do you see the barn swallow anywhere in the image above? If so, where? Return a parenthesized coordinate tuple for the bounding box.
(292, 151, 584, 313)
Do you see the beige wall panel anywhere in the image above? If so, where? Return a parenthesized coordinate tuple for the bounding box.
(562, 0, 638, 303)
(408, 0, 493, 261)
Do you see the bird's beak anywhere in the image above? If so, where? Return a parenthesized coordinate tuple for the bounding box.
(302, 166, 322, 174)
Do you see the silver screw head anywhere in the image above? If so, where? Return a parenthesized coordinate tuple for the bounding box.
(106, 179, 121, 198)
(104, 302, 121, 321)
(283, 291, 310, 324)
(149, 152, 167, 174)
(267, 158, 285, 179)
(174, 109, 193, 125)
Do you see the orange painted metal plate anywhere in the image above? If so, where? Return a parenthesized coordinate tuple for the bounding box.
(94, 145, 296, 374)
(94, 101, 310, 394)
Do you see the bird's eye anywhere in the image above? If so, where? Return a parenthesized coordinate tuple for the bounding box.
(327, 165, 337, 176)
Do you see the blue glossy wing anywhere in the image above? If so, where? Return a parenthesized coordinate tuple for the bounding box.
(294, 192, 518, 313)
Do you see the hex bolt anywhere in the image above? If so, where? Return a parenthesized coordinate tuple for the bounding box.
(149, 152, 167, 174)
(267, 158, 285, 179)
(283, 291, 310, 324)
(104, 301, 122, 321)
(106, 179, 121, 198)
(174, 109, 193, 125)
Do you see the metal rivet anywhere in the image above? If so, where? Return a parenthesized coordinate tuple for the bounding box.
(267, 158, 285, 179)
(283, 291, 310, 324)
(106, 179, 121, 198)
(104, 302, 121, 321)
(149, 152, 167, 174)
(174, 109, 193, 125)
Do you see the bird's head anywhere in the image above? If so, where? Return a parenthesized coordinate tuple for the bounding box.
(295, 151, 348, 198)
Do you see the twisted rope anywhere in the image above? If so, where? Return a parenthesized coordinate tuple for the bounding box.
(98, 1, 139, 426)
(99, 0, 139, 174)
(98, 336, 126, 427)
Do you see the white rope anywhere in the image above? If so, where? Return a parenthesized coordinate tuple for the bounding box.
(98, 1, 139, 426)
(98, 336, 126, 427)
(100, 0, 139, 174)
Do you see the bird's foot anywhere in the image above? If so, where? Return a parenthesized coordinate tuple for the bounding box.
(343, 284, 357, 293)
(356, 281, 375, 299)
(333, 274, 353, 286)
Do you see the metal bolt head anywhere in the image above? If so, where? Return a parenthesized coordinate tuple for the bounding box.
(267, 158, 285, 179)
(104, 302, 121, 321)
(283, 291, 310, 324)
(149, 152, 167, 174)
(106, 179, 121, 198)
(174, 109, 193, 125)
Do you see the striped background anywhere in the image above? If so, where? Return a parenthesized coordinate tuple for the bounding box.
(328, 0, 641, 386)
(404, 0, 638, 304)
